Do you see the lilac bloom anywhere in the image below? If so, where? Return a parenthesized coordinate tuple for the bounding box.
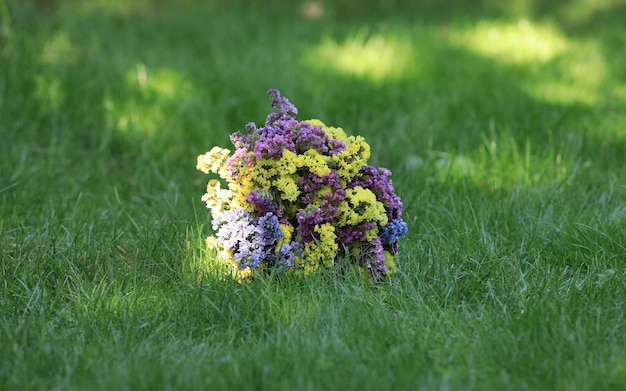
(360, 236, 388, 280)
(276, 242, 303, 269)
(214, 210, 283, 269)
(266, 89, 298, 125)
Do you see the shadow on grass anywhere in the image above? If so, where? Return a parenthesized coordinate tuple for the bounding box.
(9, 0, 624, 165)
(3, 0, 625, 274)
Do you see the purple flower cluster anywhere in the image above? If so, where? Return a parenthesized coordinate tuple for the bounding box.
(228, 90, 346, 167)
(294, 121, 345, 155)
(362, 236, 387, 279)
(247, 191, 282, 219)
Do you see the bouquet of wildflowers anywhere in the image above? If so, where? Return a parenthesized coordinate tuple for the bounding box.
(197, 89, 407, 280)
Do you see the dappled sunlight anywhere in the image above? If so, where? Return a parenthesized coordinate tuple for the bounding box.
(35, 32, 79, 115)
(305, 30, 416, 82)
(526, 41, 608, 105)
(41, 31, 79, 65)
(450, 19, 610, 106)
(104, 63, 195, 138)
(530, 81, 597, 106)
(450, 19, 569, 65)
(130, 63, 183, 99)
(185, 242, 239, 282)
(407, 133, 575, 190)
(34, 75, 64, 113)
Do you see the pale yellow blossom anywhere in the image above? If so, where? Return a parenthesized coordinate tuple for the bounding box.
(196, 146, 231, 179)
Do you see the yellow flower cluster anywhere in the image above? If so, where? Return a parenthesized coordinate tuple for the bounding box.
(196, 146, 230, 178)
(298, 149, 332, 177)
(237, 151, 300, 202)
(230, 162, 258, 210)
(259, 148, 339, 202)
(197, 148, 234, 218)
(200, 179, 232, 218)
(299, 223, 338, 274)
(338, 186, 388, 238)
(308, 120, 371, 182)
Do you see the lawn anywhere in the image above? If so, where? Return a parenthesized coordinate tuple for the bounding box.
(1, 0, 625, 389)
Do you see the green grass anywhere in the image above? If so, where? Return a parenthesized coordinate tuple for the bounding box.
(2, 0, 626, 389)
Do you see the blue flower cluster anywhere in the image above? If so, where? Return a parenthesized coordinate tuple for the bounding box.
(213, 209, 302, 270)
(379, 219, 409, 246)
(277, 242, 303, 269)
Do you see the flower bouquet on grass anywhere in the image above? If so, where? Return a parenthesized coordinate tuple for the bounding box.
(197, 89, 407, 280)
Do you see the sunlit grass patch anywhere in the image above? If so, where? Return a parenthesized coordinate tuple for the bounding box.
(41, 31, 79, 65)
(305, 29, 419, 82)
(527, 40, 608, 105)
(181, 234, 240, 283)
(450, 18, 611, 106)
(104, 63, 194, 137)
(449, 19, 569, 65)
(419, 132, 576, 190)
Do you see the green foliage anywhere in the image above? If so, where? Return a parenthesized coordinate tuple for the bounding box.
(1, 0, 625, 389)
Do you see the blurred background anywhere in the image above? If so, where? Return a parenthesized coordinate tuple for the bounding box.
(2, 0, 625, 216)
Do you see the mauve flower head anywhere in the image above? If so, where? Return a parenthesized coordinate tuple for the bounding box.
(230, 128, 253, 150)
(266, 89, 298, 125)
(295, 122, 331, 155)
(253, 123, 297, 160)
(247, 191, 280, 218)
(296, 206, 325, 242)
(359, 236, 388, 279)
(335, 221, 376, 244)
